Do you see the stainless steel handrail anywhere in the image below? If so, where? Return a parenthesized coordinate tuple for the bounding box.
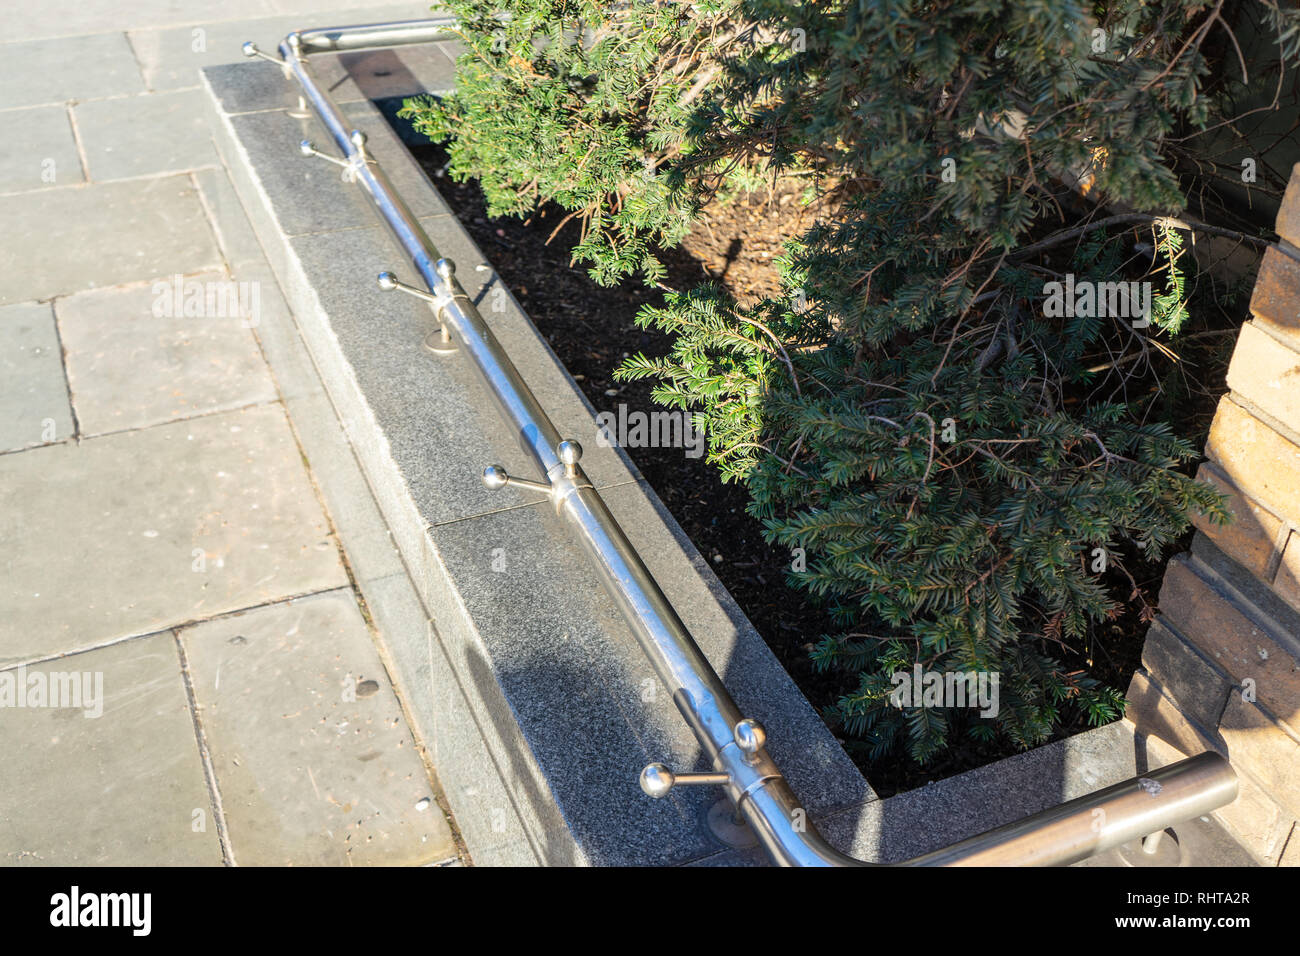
(241, 18, 1239, 866)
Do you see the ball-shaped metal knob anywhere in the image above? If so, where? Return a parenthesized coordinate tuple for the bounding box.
(639, 763, 676, 799)
(435, 258, 457, 282)
(298, 139, 315, 157)
(241, 41, 259, 58)
(557, 440, 583, 467)
(482, 465, 509, 490)
(350, 129, 368, 149)
(377, 272, 398, 291)
(733, 718, 767, 755)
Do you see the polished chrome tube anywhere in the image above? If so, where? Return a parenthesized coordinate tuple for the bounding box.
(266, 19, 1238, 867)
(296, 18, 458, 54)
(906, 751, 1238, 866)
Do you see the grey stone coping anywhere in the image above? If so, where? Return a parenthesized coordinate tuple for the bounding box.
(202, 52, 1224, 866)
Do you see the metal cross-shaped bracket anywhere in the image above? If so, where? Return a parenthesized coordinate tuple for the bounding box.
(240, 40, 281, 66)
(481, 440, 583, 499)
(300, 129, 372, 181)
(375, 260, 459, 354)
(242, 41, 312, 117)
(639, 718, 768, 798)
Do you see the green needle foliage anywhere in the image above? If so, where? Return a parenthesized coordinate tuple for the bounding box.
(400, 0, 733, 284)
(405, 0, 1298, 763)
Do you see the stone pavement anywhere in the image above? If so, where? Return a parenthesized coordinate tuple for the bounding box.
(0, 1, 461, 865)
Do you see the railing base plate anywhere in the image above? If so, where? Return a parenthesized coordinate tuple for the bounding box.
(422, 327, 458, 354)
(707, 797, 759, 849)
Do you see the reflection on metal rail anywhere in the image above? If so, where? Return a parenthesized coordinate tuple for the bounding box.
(242, 18, 1239, 866)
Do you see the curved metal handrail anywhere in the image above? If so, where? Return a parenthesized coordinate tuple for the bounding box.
(240, 18, 1238, 866)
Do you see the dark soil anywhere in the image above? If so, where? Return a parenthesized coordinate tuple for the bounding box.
(409, 142, 1243, 797)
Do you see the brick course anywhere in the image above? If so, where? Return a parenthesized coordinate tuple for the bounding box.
(1215, 764, 1297, 866)
(1206, 397, 1300, 525)
(1275, 532, 1300, 614)
(1158, 559, 1300, 720)
(1250, 245, 1300, 347)
(1226, 322, 1300, 429)
(1190, 462, 1283, 582)
(1129, 179, 1300, 866)
(1218, 691, 1300, 822)
(1276, 162, 1300, 247)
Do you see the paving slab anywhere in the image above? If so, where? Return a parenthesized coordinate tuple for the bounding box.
(0, 404, 348, 664)
(0, 33, 145, 109)
(178, 590, 456, 865)
(0, 104, 83, 193)
(0, 1, 276, 44)
(127, 6, 451, 92)
(56, 273, 278, 436)
(0, 301, 74, 452)
(0, 633, 224, 866)
(0, 176, 221, 305)
(73, 89, 218, 180)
